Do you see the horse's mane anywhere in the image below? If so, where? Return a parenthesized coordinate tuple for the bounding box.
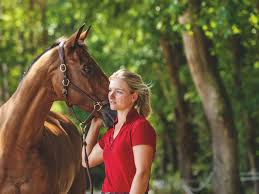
(21, 37, 67, 79)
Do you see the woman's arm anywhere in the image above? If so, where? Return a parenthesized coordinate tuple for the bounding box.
(130, 145, 154, 194)
(82, 117, 104, 168)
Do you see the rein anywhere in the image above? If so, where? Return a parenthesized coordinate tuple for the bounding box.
(58, 41, 107, 194)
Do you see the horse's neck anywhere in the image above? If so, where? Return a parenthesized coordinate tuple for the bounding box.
(0, 53, 55, 154)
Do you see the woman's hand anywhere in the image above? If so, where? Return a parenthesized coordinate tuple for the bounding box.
(82, 117, 104, 168)
(89, 117, 103, 130)
(82, 117, 102, 146)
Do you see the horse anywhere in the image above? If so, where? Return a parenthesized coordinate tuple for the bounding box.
(0, 25, 115, 194)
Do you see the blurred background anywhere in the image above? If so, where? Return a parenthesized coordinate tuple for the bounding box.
(0, 0, 258, 194)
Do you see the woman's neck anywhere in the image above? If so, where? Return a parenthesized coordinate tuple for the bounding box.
(116, 107, 133, 124)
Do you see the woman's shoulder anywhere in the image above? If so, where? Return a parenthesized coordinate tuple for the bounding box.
(130, 116, 157, 148)
(101, 127, 113, 138)
(106, 127, 114, 134)
(132, 116, 155, 133)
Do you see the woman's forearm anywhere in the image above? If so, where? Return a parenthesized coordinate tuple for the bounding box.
(130, 171, 150, 194)
(82, 118, 104, 168)
(82, 126, 100, 168)
(84, 126, 100, 156)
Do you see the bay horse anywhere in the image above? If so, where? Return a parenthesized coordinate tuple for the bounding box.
(0, 25, 115, 194)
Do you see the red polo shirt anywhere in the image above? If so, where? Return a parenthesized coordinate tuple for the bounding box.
(98, 108, 156, 192)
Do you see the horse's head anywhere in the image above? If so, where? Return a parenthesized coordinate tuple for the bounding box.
(50, 25, 116, 128)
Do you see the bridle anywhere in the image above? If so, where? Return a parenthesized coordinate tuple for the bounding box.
(58, 40, 107, 194)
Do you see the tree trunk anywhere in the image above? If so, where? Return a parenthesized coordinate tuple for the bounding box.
(29, 0, 35, 41)
(160, 36, 197, 183)
(0, 65, 3, 105)
(39, 0, 48, 44)
(179, 8, 242, 194)
(0, 64, 9, 103)
(246, 117, 259, 194)
(159, 112, 177, 173)
(230, 35, 259, 194)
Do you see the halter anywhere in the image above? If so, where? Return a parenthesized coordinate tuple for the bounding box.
(58, 40, 107, 194)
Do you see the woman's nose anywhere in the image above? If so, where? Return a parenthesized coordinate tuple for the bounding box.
(109, 91, 115, 99)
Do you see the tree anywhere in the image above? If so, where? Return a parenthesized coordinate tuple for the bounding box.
(160, 34, 197, 184)
(179, 1, 242, 193)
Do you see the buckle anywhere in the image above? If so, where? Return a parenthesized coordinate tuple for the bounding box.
(62, 78, 70, 87)
(60, 64, 67, 72)
(94, 102, 103, 111)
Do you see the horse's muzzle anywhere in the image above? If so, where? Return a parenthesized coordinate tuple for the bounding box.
(101, 104, 117, 128)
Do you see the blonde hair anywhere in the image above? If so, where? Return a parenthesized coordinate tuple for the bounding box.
(109, 69, 152, 118)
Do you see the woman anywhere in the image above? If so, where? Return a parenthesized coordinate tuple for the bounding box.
(82, 69, 156, 194)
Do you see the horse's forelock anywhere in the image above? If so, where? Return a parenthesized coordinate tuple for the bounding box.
(55, 36, 67, 45)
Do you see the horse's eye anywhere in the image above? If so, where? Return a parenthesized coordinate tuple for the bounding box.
(83, 65, 92, 74)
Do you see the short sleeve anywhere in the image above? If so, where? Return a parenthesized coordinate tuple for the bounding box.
(131, 120, 156, 151)
(98, 137, 105, 149)
(98, 130, 110, 149)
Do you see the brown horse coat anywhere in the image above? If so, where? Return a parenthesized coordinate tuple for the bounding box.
(0, 25, 112, 194)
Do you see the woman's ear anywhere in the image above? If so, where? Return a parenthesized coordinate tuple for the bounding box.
(132, 92, 139, 103)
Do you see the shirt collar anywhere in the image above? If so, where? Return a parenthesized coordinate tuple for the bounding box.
(112, 108, 139, 128)
(125, 108, 139, 123)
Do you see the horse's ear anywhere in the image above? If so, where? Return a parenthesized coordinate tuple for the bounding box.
(73, 24, 86, 46)
(66, 24, 85, 47)
(79, 25, 91, 41)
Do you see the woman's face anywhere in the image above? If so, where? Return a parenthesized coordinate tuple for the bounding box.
(108, 78, 137, 111)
